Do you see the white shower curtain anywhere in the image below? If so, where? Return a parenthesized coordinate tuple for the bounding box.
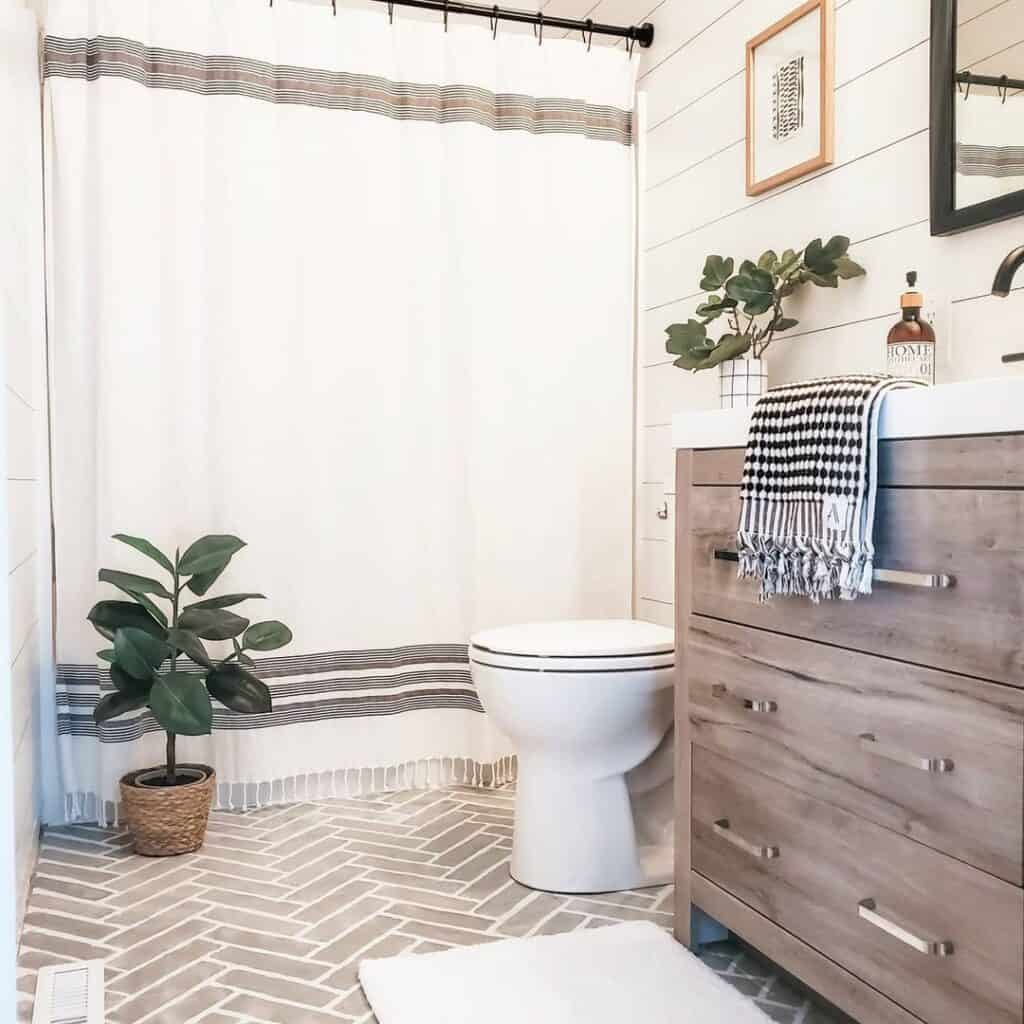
(956, 93, 1024, 208)
(43, 0, 637, 821)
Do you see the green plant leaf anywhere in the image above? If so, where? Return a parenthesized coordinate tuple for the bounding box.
(666, 320, 714, 369)
(803, 236, 849, 276)
(232, 638, 256, 667)
(804, 271, 839, 288)
(167, 628, 215, 669)
(823, 235, 850, 259)
(186, 564, 230, 597)
(243, 621, 293, 652)
(88, 601, 166, 641)
(694, 333, 753, 369)
(757, 250, 779, 273)
(725, 267, 776, 316)
(665, 319, 709, 356)
(206, 664, 272, 715)
(150, 672, 213, 736)
(776, 249, 802, 280)
(134, 592, 169, 628)
(695, 295, 738, 321)
(185, 593, 265, 611)
(772, 317, 800, 332)
(97, 649, 115, 663)
(110, 662, 151, 696)
(178, 535, 246, 578)
(112, 534, 174, 574)
(699, 255, 734, 291)
(97, 571, 170, 627)
(99, 569, 173, 600)
(93, 689, 149, 725)
(834, 255, 866, 279)
(113, 627, 168, 681)
(177, 607, 249, 641)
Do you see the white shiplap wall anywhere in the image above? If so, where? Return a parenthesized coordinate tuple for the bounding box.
(634, 0, 1024, 627)
(2, 0, 46, 935)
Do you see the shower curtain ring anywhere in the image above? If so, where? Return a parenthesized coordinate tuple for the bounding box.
(331, 0, 337, 14)
(490, 4, 498, 39)
(1000, 74, 1009, 103)
(443, 0, 449, 32)
(387, 0, 394, 22)
(627, 29, 637, 57)
(535, 11, 543, 45)
(583, 18, 593, 51)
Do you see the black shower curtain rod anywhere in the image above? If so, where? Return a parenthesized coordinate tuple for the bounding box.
(305, 0, 655, 48)
(955, 70, 1024, 92)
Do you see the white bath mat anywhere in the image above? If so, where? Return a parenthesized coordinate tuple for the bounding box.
(359, 921, 773, 1023)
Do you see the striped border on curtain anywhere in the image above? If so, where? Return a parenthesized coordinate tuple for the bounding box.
(957, 142, 1024, 178)
(42, 35, 634, 145)
(57, 643, 482, 742)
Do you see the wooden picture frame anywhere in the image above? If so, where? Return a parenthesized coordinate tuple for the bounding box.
(745, 0, 835, 197)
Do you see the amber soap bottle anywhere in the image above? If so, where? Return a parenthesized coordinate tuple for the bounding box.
(886, 271, 935, 384)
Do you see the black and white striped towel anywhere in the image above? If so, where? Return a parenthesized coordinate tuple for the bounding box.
(737, 375, 927, 603)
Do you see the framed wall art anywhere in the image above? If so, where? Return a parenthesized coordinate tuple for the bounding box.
(746, 0, 835, 196)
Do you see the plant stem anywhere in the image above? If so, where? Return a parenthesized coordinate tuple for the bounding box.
(167, 562, 180, 786)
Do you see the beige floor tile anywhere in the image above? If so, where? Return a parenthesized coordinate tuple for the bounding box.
(216, 967, 336, 1008)
(302, 896, 392, 945)
(107, 938, 222, 995)
(220, 991, 351, 1023)
(315, 914, 404, 963)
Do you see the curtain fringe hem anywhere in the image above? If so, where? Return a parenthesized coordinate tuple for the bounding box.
(62, 754, 518, 827)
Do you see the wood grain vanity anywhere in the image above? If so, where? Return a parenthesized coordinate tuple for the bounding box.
(673, 427, 1024, 1024)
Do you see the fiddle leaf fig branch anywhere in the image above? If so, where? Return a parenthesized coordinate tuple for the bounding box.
(666, 236, 866, 371)
(89, 533, 293, 785)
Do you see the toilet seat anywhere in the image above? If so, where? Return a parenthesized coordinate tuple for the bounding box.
(469, 619, 674, 674)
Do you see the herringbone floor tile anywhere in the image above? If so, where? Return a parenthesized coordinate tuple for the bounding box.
(17, 787, 845, 1023)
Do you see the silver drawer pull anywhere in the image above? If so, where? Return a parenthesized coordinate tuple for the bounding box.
(871, 568, 956, 589)
(857, 899, 954, 957)
(859, 733, 954, 774)
(711, 684, 778, 713)
(713, 818, 780, 859)
(713, 549, 955, 589)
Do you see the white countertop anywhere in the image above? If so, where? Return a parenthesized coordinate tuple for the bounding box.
(672, 377, 1024, 449)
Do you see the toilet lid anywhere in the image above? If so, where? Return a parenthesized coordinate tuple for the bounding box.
(469, 619, 674, 659)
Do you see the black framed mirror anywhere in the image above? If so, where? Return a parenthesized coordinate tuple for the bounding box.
(930, 0, 1024, 236)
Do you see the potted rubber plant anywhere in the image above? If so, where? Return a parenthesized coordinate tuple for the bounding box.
(88, 533, 292, 856)
(665, 236, 866, 408)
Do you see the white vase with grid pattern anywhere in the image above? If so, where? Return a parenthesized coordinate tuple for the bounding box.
(719, 357, 767, 409)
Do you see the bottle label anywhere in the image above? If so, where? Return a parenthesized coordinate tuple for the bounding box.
(887, 341, 935, 384)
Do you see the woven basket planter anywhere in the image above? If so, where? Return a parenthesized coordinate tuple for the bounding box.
(119, 764, 216, 857)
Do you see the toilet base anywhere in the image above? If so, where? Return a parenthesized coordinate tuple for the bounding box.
(510, 767, 672, 894)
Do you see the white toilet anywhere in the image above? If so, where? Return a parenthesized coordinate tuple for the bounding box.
(470, 619, 675, 894)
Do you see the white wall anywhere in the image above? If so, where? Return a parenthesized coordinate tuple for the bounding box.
(1, 0, 47, 952)
(634, 0, 1024, 627)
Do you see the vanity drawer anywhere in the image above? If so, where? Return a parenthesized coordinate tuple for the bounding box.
(688, 617, 1024, 883)
(692, 748, 1024, 1024)
(686, 482, 1024, 687)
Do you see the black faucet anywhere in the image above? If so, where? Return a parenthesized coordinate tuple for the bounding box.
(993, 246, 1024, 297)
(993, 246, 1024, 363)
